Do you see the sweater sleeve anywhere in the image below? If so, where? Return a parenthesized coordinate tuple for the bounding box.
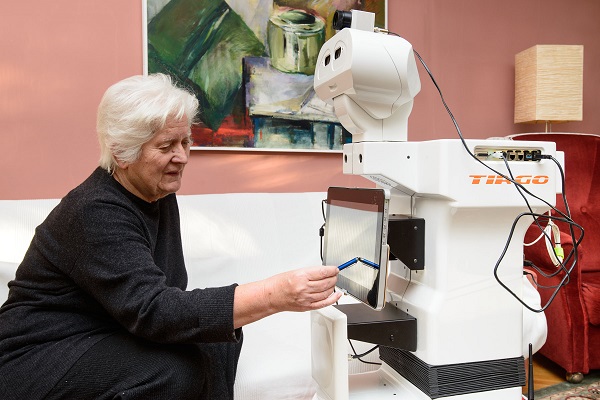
(68, 196, 239, 344)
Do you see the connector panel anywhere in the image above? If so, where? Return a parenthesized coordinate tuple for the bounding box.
(473, 146, 544, 162)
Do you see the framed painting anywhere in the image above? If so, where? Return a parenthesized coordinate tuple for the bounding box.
(143, 0, 387, 151)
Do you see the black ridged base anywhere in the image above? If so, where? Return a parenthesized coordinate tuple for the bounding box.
(379, 347, 525, 399)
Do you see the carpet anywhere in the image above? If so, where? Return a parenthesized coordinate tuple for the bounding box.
(533, 371, 600, 399)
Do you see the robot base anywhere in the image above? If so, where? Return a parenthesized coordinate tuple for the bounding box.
(311, 306, 525, 400)
(313, 363, 523, 399)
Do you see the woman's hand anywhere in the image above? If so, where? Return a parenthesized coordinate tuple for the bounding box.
(264, 265, 342, 312)
(233, 265, 342, 328)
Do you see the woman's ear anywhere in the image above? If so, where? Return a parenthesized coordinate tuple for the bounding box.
(114, 157, 129, 170)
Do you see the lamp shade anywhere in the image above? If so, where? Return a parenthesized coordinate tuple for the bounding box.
(514, 45, 583, 124)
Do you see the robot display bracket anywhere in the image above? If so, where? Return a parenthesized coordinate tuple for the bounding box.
(335, 303, 417, 351)
(388, 216, 425, 271)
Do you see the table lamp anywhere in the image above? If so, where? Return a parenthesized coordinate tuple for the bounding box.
(514, 45, 584, 132)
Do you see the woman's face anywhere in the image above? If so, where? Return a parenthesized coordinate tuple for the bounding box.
(114, 116, 192, 202)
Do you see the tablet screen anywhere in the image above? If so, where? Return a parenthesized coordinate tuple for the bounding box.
(323, 187, 390, 310)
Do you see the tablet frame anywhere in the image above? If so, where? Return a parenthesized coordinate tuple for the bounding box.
(323, 186, 390, 310)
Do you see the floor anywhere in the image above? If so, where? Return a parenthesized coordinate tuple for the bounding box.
(524, 353, 566, 394)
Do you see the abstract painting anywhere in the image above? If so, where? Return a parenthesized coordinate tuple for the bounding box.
(144, 0, 387, 151)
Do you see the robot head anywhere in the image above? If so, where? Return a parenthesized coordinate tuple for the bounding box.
(313, 11, 421, 142)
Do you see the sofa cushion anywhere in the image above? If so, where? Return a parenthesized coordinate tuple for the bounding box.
(0, 199, 60, 264)
(0, 193, 381, 400)
(0, 261, 19, 304)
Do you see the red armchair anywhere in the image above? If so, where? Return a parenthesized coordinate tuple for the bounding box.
(511, 133, 600, 382)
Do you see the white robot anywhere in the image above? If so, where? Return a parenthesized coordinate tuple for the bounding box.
(310, 10, 560, 400)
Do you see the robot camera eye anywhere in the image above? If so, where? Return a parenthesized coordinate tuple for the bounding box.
(332, 10, 352, 30)
(334, 47, 342, 59)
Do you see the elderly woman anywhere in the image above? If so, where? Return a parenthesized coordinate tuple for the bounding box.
(0, 74, 341, 400)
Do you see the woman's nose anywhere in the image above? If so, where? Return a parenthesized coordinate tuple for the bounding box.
(172, 144, 189, 163)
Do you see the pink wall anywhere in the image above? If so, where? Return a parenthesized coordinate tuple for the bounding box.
(397, 1, 600, 141)
(1, 1, 599, 200)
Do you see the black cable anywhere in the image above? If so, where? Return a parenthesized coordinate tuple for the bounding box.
(412, 42, 582, 310)
(490, 152, 583, 312)
(493, 210, 583, 312)
(387, 31, 583, 311)
(319, 199, 326, 262)
(348, 340, 382, 366)
(501, 155, 577, 280)
(319, 223, 325, 263)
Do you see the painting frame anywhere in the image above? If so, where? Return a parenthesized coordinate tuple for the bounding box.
(142, 0, 388, 152)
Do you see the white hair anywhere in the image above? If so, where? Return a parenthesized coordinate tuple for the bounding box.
(96, 73, 199, 173)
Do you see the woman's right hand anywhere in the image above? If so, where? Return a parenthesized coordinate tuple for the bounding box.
(233, 265, 341, 329)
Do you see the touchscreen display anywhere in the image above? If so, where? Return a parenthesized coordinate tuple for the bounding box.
(323, 187, 389, 310)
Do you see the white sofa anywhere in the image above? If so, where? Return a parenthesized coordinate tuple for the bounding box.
(0, 192, 377, 400)
(0, 193, 545, 399)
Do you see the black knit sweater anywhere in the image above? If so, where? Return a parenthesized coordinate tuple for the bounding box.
(0, 168, 240, 399)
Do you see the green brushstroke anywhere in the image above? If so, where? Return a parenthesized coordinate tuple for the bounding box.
(148, 0, 265, 130)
